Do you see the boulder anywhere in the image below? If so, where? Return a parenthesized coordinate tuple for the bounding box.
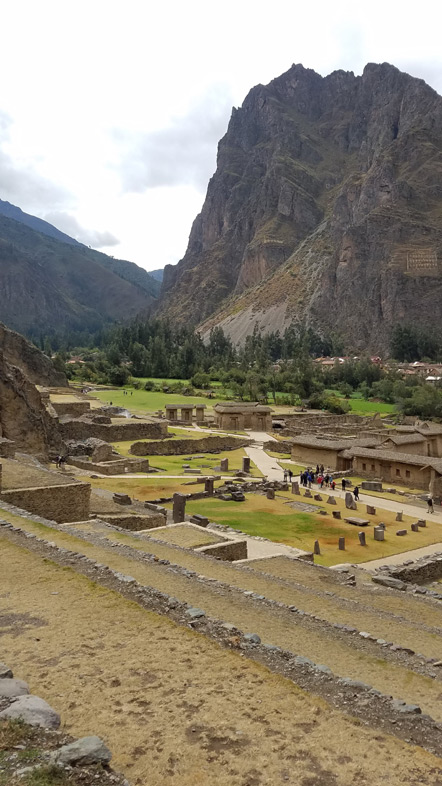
(52, 736, 112, 766)
(0, 678, 29, 698)
(372, 576, 408, 591)
(0, 663, 13, 679)
(0, 695, 60, 728)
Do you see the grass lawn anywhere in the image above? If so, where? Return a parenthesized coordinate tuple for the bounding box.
(92, 386, 225, 415)
(85, 476, 226, 500)
(111, 443, 262, 477)
(181, 490, 442, 567)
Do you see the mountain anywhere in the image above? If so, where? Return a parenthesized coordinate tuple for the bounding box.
(0, 210, 160, 336)
(0, 199, 80, 246)
(158, 62, 442, 351)
(148, 268, 164, 283)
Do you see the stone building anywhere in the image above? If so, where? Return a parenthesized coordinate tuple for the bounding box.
(343, 447, 442, 494)
(290, 436, 379, 470)
(214, 402, 273, 431)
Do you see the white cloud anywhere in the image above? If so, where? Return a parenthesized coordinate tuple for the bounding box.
(42, 211, 119, 248)
(0, 0, 442, 271)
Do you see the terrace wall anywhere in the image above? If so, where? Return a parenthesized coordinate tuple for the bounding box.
(60, 419, 167, 442)
(0, 482, 91, 522)
(197, 539, 248, 561)
(130, 435, 251, 456)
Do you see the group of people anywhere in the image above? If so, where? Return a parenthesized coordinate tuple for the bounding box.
(283, 468, 294, 483)
(299, 465, 336, 491)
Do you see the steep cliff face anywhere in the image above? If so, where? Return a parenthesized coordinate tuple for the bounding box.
(0, 324, 64, 456)
(159, 63, 442, 349)
(0, 323, 66, 387)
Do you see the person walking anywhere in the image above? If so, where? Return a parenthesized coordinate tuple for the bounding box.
(288, 469, 293, 482)
(353, 485, 360, 501)
(427, 496, 434, 514)
(342, 478, 346, 491)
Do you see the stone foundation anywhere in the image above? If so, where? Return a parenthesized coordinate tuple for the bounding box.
(67, 456, 150, 475)
(52, 401, 91, 417)
(130, 435, 251, 456)
(0, 482, 90, 523)
(100, 513, 166, 530)
(60, 419, 167, 442)
(197, 539, 248, 561)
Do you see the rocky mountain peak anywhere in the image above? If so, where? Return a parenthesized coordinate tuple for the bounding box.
(159, 62, 442, 351)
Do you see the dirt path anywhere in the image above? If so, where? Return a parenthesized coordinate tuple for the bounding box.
(1, 537, 442, 786)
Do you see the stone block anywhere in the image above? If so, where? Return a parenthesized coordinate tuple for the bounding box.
(377, 521, 386, 529)
(345, 492, 357, 510)
(344, 517, 369, 527)
(366, 505, 376, 515)
(242, 457, 251, 473)
(372, 576, 407, 591)
(190, 514, 209, 527)
(358, 531, 366, 546)
(314, 494, 322, 501)
(338, 537, 345, 550)
(266, 489, 275, 500)
(374, 527, 384, 541)
(327, 496, 337, 505)
(395, 511, 403, 522)
(411, 522, 420, 532)
(113, 493, 132, 505)
(417, 519, 427, 527)
(304, 490, 312, 498)
(173, 493, 186, 523)
(220, 458, 229, 471)
(231, 491, 245, 501)
(332, 510, 341, 519)
(396, 529, 407, 536)
(204, 477, 215, 495)
(291, 481, 300, 494)
(313, 540, 320, 555)
(361, 481, 383, 492)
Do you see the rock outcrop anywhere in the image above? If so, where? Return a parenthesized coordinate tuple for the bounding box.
(159, 62, 442, 350)
(0, 324, 64, 456)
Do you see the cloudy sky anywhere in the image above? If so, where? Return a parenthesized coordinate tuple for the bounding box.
(1, 0, 442, 273)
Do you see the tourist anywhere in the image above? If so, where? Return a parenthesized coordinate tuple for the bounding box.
(427, 496, 434, 514)
(331, 480, 336, 491)
(283, 469, 288, 483)
(353, 486, 360, 501)
(288, 469, 293, 482)
(316, 464, 320, 475)
(342, 478, 346, 491)
(320, 464, 324, 474)
(308, 474, 312, 489)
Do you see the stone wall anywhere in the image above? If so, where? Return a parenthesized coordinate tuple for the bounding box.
(67, 456, 150, 475)
(100, 513, 166, 530)
(387, 553, 442, 585)
(263, 440, 292, 454)
(290, 445, 341, 469)
(0, 438, 15, 458)
(130, 435, 251, 456)
(197, 539, 248, 561)
(60, 419, 167, 442)
(52, 401, 91, 417)
(352, 456, 432, 490)
(0, 482, 90, 522)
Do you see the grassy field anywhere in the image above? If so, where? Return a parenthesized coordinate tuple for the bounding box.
(181, 490, 441, 567)
(92, 387, 224, 414)
(85, 476, 223, 500)
(111, 443, 262, 477)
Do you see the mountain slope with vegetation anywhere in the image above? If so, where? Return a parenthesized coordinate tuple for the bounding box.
(159, 62, 442, 351)
(0, 212, 159, 337)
